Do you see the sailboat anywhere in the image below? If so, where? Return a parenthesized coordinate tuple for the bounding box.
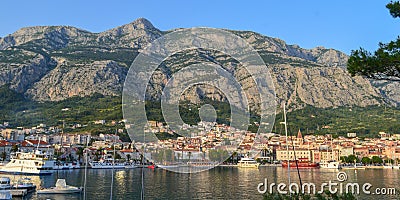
(280, 104, 319, 169)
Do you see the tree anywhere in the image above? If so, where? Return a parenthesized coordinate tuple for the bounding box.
(347, 1, 400, 80)
(11, 145, 18, 152)
(0, 152, 6, 161)
(346, 155, 358, 163)
(340, 156, 347, 163)
(76, 147, 84, 163)
(387, 1, 400, 17)
(361, 157, 371, 165)
(371, 156, 383, 164)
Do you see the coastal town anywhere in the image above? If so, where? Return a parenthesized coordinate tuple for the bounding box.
(1, 119, 399, 168)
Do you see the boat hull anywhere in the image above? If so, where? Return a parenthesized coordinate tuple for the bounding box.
(282, 161, 319, 168)
(37, 188, 82, 194)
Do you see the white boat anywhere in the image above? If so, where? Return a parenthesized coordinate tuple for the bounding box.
(0, 177, 11, 190)
(53, 162, 81, 170)
(0, 150, 55, 175)
(0, 190, 11, 200)
(124, 162, 139, 169)
(320, 160, 340, 169)
(37, 179, 82, 194)
(238, 158, 260, 168)
(89, 160, 126, 169)
(13, 177, 36, 192)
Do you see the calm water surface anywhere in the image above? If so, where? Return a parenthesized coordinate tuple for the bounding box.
(5, 167, 400, 200)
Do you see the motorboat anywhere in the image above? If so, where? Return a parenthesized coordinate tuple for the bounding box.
(237, 158, 260, 168)
(37, 179, 82, 194)
(0, 150, 55, 175)
(320, 160, 340, 169)
(0, 177, 11, 190)
(0, 190, 11, 200)
(13, 177, 36, 192)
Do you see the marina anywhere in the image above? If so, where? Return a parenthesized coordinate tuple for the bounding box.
(0, 166, 395, 199)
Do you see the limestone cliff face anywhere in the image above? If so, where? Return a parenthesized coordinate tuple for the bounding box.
(26, 60, 127, 101)
(0, 18, 397, 109)
(271, 65, 380, 108)
(0, 49, 56, 93)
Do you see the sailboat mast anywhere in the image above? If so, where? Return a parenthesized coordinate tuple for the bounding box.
(283, 103, 291, 186)
(110, 130, 116, 200)
(83, 135, 89, 200)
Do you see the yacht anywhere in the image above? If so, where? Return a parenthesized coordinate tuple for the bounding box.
(0, 150, 55, 175)
(320, 160, 340, 169)
(37, 179, 82, 194)
(238, 158, 260, 168)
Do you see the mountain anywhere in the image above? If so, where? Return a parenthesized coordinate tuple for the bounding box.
(0, 18, 398, 109)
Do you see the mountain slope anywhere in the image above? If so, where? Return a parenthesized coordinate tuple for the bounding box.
(0, 18, 397, 109)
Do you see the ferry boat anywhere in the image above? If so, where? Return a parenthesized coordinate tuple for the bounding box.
(319, 160, 340, 169)
(282, 158, 319, 168)
(0, 150, 55, 175)
(237, 158, 260, 168)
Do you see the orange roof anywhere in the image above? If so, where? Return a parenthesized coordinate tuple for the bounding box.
(120, 149, 134, 153)
(26, 140, 49, 145)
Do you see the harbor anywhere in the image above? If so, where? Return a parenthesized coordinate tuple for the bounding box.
(0, 166, 397, 199)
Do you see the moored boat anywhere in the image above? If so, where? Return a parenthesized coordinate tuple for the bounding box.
(238, 158, 260, 168)
(282, 158, 319, 168)
(37, 179, 82, 194)
(0, 177, 11, 190)
(12, 177, 36, 192)
(0, 150, 54, 175)
(89, 160, 126, 169)
(0, 190, 11, 200)
(319, 160, 340, 169)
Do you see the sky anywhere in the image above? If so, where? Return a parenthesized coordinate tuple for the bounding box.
(0, 0, 398, 54)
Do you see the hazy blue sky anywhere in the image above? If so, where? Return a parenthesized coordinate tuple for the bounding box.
(0, 0, 398, 54)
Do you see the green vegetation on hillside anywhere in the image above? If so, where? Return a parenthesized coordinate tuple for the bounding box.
(0, 85, 398, 139)
(274, 105, 400, 138)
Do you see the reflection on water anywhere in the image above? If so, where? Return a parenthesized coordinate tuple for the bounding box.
(3, 167, 400, 200)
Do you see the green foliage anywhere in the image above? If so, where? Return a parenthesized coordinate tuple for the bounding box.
(347, 1, 400, 79)
(208, 149, 229, 161)
(361, 157, 371, 165)
(0, 84, 399, 141)
(154, 132, 178, 140)
(371, 156, 383, 164)
(387, 1, 400, 18)
(11, 145, 18, 152)
(341, 155, 359, 163)
(273, 105, 400, 137)
(50, 46, 139, 67)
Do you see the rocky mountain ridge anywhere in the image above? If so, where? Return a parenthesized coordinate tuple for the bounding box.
(0, 18, 398, 108)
